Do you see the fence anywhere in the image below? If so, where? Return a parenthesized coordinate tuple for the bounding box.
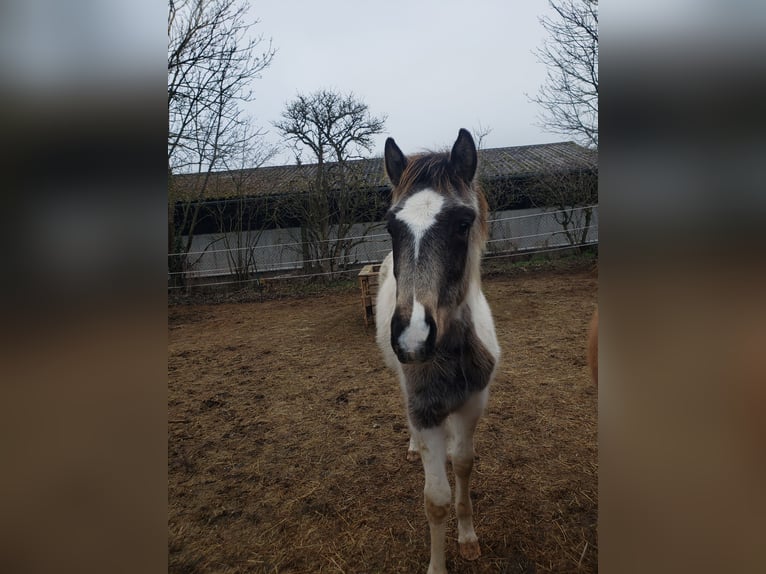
(168, 205, 598, 289)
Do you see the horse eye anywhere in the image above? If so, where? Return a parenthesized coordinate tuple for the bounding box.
(458, 221, 472, 235)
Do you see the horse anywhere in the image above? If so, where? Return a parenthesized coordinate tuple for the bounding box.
(376, 128, 501, 574)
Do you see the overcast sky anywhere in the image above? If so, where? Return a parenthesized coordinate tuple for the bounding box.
(246, 0, 563, 166)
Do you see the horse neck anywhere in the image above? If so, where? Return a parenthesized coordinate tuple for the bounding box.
(446, 240, 484, 324)
(465, 213, 487, 295)
(463, 263, 484, 311)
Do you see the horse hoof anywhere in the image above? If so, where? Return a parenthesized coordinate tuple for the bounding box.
(459, 540, 481, 561)
(406, 449, 420, 462)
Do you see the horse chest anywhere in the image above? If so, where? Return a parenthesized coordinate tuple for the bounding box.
(404, 331, 496, 429)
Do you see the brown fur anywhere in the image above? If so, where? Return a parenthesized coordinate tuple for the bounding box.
(391, 153, 457, 201)
(475, 185, 490, 243)
(587, 308, 598, 385)
(425, 498, 450, 522)
(459, 540, 482, 560)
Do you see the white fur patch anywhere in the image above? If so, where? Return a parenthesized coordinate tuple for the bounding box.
(398, 297, 430, 353)
(395, 189, 444, 260)
(467, 286, 501, 361)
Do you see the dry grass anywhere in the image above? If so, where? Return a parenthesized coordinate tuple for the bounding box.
(169, 266, 598, 573)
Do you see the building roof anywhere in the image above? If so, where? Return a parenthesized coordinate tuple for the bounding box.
(171, 141, 597, 203)
(479, 141, 597, 179)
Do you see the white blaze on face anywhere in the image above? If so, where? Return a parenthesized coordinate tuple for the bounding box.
(398, 297, 430, 354)
(395, 188, 444, 260)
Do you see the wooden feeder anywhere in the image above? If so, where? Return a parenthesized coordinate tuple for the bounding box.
(358, 264, 381, 327)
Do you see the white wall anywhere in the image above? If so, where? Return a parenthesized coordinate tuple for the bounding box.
(173, 206, 598, 281)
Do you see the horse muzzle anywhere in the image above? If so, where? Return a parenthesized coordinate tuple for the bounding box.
(390, 307, 437, 364)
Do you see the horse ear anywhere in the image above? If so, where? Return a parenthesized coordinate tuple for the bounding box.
(384, 137, 407, 187)
(450, 128, 477, 184)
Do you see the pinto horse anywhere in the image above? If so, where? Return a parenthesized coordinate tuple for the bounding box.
(376, 128, 500, 574)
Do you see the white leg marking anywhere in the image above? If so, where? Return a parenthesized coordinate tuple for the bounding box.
(449, 397, 486, 561)
(418, 426, 451, 574)
(407, 434, 420, 461)
(406, 417, 420, 460)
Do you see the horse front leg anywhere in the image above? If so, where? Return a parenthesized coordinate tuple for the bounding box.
(407, 420, 420, 461)
(417, 425, 451, 574)
(449, 391, 487, 561)
(452, 444, 480, 560)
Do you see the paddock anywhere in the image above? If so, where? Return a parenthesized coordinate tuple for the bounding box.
(168, 265, 597, 573)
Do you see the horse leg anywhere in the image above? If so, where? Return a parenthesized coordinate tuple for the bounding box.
(400, 376, 421, 461)
(450, 390, 488, 561)
(417, 425, 451, 574)
(407, 420, 420, 461)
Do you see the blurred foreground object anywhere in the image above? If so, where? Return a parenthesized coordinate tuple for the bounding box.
(587, 307, 598, 385)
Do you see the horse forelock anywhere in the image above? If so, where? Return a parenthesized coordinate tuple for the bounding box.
(392, 153, 460, 201)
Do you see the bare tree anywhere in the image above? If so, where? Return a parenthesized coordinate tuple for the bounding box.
(531, 0, 598, 148)
(168, 0, 276, 284)
(273, 90, 387, 277)
(472, 122, 493, 150)
(207, 125, 278, 283)
(532, 162, 598, 249)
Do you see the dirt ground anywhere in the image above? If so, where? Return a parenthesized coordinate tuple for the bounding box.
(169, 266, 598, 573)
